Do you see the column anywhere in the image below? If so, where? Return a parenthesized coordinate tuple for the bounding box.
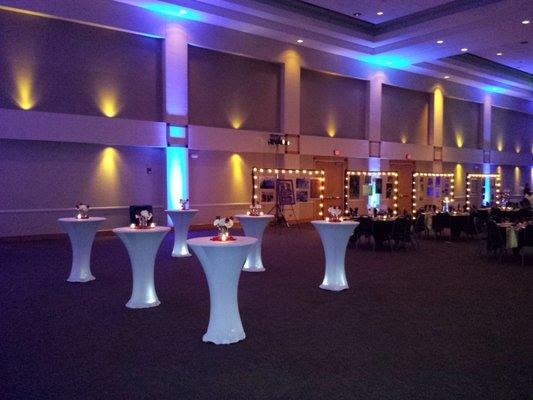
(432, 87, 444, 173)
(280, 49, 301, 169)
(482, 95, 492, 204)
(367, 74, 383, 207)
(164, 22, 189, 215)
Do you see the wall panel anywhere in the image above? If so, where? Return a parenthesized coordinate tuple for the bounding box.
(381, 85, 429, 144)
(300, 69, 366, 139)
(491, 107, 532, 154)
(443, 97, 481, 149)
(188, 46, 281, 132)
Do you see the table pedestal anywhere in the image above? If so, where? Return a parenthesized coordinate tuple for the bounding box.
(58, 217, 106, 282)
(188, 237, 256, 344)
(311, 221, 359, 291)
(235, 214, 273, 272)
(113, 227, 170, 309)
(166, 209, 198, 257)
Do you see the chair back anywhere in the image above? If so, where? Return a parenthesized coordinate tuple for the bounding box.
(358, 216, 373, 235)
(523, 225, 533, 247)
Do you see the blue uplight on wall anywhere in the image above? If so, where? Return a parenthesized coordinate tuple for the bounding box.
(483, 86, 505, 93)
(359, 55, 410, 68)
(141, 3, 202, 21)
(169, 125, 186, 139)
(483, 164, 491, 206)
(167, 147, 188, 212)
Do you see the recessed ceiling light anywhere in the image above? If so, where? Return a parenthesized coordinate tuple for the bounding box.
(461, 48, 468, 52)
(377, 11, 384, 15)
(496, 52, 503, 56)
(444, 75, 450, 79)
(522, 20, 530, 24)
(437, 40, 444, 44)
(297, 39, 304, 43)
(179, 9, 187, 15)
(353, 12, 362, 17)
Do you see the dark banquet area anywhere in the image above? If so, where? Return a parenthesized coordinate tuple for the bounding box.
(1, 0, 532, 399)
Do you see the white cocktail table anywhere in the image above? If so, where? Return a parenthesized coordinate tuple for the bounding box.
(235, 214, 273, 272)
(113, 226, 170, 309)
(165, 209, 198, 257)
(311, 220, 359, 291)
(58, 217, 106, 282)
(187, 236, 257, 344)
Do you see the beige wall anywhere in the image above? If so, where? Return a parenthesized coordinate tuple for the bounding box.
(443, 97, 482, 149)
(491, 107, 532, 153)
(0, 139, 166, 237)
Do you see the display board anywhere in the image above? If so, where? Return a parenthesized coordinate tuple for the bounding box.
(465, 173, 501, 210)
(344, 171, 399, 215)
(411, 172, 455, 216)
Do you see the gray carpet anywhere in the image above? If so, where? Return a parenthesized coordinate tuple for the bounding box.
(1, 225, 532, 399)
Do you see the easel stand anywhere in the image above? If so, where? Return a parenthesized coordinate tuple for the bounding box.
(267, 202, 299, 228)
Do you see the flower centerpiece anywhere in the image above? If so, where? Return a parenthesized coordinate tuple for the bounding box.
(75, 204, 90, 219)
(131, 209, 155, 229)
(179, 198, 190, 210)
(247, 203, 264, 216)
(211, 216, 235, 241)
(325, 206, 343, 222)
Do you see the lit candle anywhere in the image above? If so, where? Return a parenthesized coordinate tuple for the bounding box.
(76, 213, 82, 219)
(325, 217, 330, 222)
(130, 223, 136, 228)
(150, 222, 156, 228)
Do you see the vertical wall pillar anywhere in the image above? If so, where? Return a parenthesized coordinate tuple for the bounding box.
(280, 50, 301, 169)
(164, 22, 189, 215)
(482, 95, 492, 204)
(367, 74, 383, 207)
(432, 87, 444, 173)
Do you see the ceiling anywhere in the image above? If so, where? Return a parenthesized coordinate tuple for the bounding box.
(302, 0, 453, 24)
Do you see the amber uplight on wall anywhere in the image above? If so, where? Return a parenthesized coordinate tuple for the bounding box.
(12, 65, 38, 110)
(96, 85, 121, 118)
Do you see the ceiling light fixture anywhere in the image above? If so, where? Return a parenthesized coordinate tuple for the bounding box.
(522, 20, 530, 24)
(377, 11, 384, 15)
(297, 39, 303, 43)
(385, 61, 393, 65)
(437, 40, 444, 44)
(444, 75, 450, 79)
(461, 48, 468, 52)
(179, 9, 187, 15)
(353, 12, 362, 17)
(496, 52, 503, 56)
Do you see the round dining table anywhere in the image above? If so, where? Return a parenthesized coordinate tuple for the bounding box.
(187, 236, 257, 344)
(113, 226, 170, 309)
(165, 209, 198, 257)
(58, 217, 106, 282)
(311, 220, 359, 291)
(235, 214, 273, 272)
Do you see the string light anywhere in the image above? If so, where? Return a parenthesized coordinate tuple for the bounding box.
(344, 170, 399, 215)
(412, 172, 455, 217)
(465, 173, 501, 210)
(251, 166, 326, 218)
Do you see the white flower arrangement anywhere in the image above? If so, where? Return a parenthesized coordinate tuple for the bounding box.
(247, 203, 264, 216)
(213, 216, 234, 241)
(179, 198, 190, 210)
(134, 209, 154, 228)
(326, 206, 343, 222)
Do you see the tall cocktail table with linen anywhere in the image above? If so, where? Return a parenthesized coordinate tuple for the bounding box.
(165, 209, 198, 257)
(311, 220, 359, 291)
(113, 226, 170, 309)
(187, 236, 257, 344)
(235, 214, 273, 272)
(58, 217, 106, 282)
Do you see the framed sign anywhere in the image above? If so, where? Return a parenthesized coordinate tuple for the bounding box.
(276, 179, 295, 205)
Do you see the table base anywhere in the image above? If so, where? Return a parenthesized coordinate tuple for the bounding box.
(126, 299, 161, 309)
(319, 283, 349, 292)
(203, 330, 245, 345)
(67, 273, 95, 283)
(242, 265, 265, 272)
(171, 251, 192, 258)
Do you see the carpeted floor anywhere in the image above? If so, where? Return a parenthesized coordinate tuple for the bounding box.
(1, 225, 532, 399)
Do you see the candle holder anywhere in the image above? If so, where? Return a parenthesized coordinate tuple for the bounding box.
(75, 204, 90, 219)
(211, 216, 236, 241)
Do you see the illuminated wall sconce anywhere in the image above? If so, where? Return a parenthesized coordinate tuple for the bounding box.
(96, 86, 121, 118)
(369, 141, 381, 158)
(411, 172, 455, 217)
(344, 170, 399, 216)
(433, 146, 443, 161)
(465, 173, 501, 210)
(13, 66, 38, 110)
(251, 167, 325, 217)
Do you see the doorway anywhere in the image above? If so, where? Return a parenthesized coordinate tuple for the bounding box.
(389, 160, 415, 214)
(315, 158, 346, 218)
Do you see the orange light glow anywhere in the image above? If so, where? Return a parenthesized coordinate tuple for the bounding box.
(96, 86, 121, 117)
(13, 65, 37, 110)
